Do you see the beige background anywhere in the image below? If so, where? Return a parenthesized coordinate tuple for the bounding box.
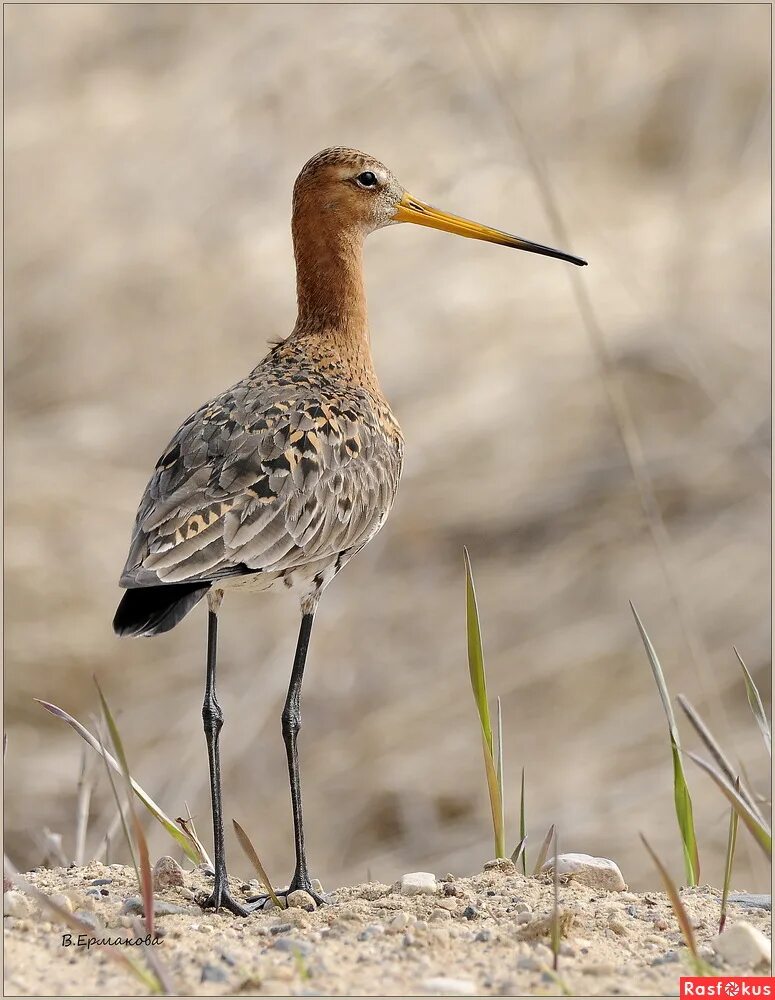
(5, 4, 770, 892)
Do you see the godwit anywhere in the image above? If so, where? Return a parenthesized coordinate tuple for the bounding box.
(113, 147, 586, 915)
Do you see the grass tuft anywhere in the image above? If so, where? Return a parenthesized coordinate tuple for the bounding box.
(631, 603, 699, 885)
(36, 698, 206, 865)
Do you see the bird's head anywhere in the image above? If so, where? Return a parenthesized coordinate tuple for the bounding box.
(293, 146, 587, 267)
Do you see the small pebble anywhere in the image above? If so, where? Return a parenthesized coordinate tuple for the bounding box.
(270, 922, 293, 936)
(389, 912, 415, 932)
(462, 905, 478, 920)
(357, 924, 384, 940)
(582, 963, 616, 975)
(287, 890, 316, 911)
(483, 858, 516, 874)
(274, 937, 313, 956)
(728, 893, 771, 912)
(421, 977, 477, 995)
(430, 908, 451, 922)
(3, 892, 33, 919)
(90, 878, 112, 887)
(153, 857, 185, 891)
(73, 910, 100, 932)
(400, 872, 438, 897)
(200, 964, 227, 983)
(475, 929, 492, 942)
(443, 883, 459, 897)
(516, 912, 532, 925)
(49, 893, 74, 914)
(515, 902, 531, 914)
(120, 896, 195, 916)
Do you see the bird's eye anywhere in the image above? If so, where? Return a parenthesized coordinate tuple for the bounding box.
(355, 171, 378, 189)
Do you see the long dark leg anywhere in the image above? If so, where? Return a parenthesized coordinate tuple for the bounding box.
(200, 596, 249, 916)
(283, 610, 323, 900)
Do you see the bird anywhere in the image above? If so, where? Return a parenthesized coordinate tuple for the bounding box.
(113, 147, 586, 916)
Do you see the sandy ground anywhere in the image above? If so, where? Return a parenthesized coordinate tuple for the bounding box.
(3, 860, 771, 997)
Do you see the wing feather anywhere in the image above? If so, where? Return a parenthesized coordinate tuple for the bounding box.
(119, 371, 403, 589)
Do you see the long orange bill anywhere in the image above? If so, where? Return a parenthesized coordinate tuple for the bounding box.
(395, 193, 587, 267)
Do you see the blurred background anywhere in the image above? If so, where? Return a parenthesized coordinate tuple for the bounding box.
(5, 5, 770, 892)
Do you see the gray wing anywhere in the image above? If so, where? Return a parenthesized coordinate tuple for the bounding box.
(120, 379, 403, 588)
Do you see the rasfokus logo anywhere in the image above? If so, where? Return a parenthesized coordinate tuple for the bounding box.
(680, 978, 774, 998)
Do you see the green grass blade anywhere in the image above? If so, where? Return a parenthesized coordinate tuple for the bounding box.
(631, 603, 700, 885)
(734, 647, 771, 759)
(464, 548, 505, 859)
(640, 834, 712, 975)
(719, 778, 740, 934)
(532, 823, 555, 876)
(97, 724, 139, 882)
(94, 679, 155, 940)
(233, 820, 282, 908)
(496, 696, 505, 852)
(510, 835, 528, 867)
(686, 751, 771, 858)
(464, 548, 494, 754)
(519, 767, 527, 876)
(36, 698, 203, 864)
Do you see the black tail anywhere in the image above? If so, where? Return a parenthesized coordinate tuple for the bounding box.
(113, 582, 210, 637)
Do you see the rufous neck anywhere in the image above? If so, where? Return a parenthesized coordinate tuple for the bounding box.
(293, 221, 369, 340)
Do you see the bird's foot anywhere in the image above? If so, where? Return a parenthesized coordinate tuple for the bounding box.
(246, 876, 328, 912)
(198, 883, 259, 918)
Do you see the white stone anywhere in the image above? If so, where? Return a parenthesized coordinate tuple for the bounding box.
(389, 911, 415, 931)
(400, 872, 438, 897)
(421, 977, 477, 995)
(711, 921, 771, 968)
(541, 853, 627, 891)
(3, 891, 32, 919)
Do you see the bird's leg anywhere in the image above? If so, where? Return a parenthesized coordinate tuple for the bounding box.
(199, 592, 251, 917)
(248, 607, 327, 909)
(285, 609, 328, 904)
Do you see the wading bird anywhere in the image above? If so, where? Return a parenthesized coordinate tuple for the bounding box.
(113, 147, 586, 915)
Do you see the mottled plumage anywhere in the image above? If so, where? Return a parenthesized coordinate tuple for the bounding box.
(117, 335, 403, 618)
